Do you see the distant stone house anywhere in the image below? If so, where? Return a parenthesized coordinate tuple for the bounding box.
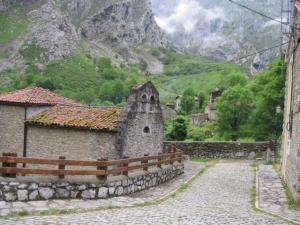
(281, 0, 300, 202)
(191, 88, 223, 126)
(0, 81, 164, 162)
(0, 87, 79, 157)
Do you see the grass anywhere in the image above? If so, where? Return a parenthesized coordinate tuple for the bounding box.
(150, 49, 245, 103)
(250, 160, 259, 209)
(0, 5, 32, 44)
(284, 184, 300, 211)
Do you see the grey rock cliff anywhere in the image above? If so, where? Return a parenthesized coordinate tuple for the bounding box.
(80, 0, 166, 48)
(0, 0, 166, 73)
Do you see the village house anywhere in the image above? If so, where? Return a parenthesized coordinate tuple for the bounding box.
(281, 0, 300, 202)
(191, 88, 223, 126)
(0, 81, 164, 162)
(0, 87, 79, 157)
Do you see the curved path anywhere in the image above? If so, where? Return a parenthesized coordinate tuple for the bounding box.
(0, 162, 288, 225)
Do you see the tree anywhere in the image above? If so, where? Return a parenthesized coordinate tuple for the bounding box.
(224, 72, 247, 89)
(181, 88, 196, 114)
(198, 92, 206, 111)
(247, 58, 285, 140)
(216, 85, 253, 141)
(168, 115, 188, 141)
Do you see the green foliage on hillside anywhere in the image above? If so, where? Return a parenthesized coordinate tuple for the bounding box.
(215, 58, 285, 141)
(151, 49, 245, 103)
(11, 44, 144, 104)
(0, 5, 31, 44)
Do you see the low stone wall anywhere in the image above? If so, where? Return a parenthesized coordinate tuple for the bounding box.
(164, 141, 270, 159)
(0, 164, 184, 202)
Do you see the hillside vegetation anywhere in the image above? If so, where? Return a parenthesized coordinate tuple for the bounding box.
(0, 45, 246, 105)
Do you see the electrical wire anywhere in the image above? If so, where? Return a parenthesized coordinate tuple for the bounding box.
(227, 0, 290, 27)
(233, 42, 288, 62)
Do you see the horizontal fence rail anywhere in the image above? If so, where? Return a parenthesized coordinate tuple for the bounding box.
(0, 145, 183, 180)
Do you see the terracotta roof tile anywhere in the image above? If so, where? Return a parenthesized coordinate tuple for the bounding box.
(0, 87, 79, 106)
(27, 105, 124, 132)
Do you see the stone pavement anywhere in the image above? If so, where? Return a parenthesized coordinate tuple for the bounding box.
(0, 161, 203, 217)
(258, 164, 300, 223)
(0, 161, 288, 224)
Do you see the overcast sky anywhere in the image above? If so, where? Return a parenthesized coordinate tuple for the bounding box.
(152, 0, 225, 34)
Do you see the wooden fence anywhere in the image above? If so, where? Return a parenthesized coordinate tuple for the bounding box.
(0, 145, 183, 180)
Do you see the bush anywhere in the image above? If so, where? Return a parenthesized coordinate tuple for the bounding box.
(188, 126, 205, 141)
(151, 49, 160, 57)
(167, 115, 188, 141)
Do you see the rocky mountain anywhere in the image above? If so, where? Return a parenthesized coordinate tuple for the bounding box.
(151, 0, 282, 74)
(0, 0, 166, 76)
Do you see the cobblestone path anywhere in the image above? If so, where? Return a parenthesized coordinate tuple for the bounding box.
(258, 164, 300, 223)
(0, 162, 288, 225)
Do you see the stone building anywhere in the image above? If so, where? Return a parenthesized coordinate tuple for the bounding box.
(0, 81, 164, 162)
(161, 105, 177, 120)
(0, 87, 79, 157)
(281, 0, 300, 202)
(191, 113, 209, 126)
(190, 88, 223, 126)
(204, 87, 223, 121)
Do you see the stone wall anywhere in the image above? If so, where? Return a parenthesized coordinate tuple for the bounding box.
(0, 164, 184, 202)
(164, 141, 270, 159)
(26, 126, 119, 164)
(190, 113, 208, 126)
(281, 9, 300, 202)
(119, 82, 164, 157)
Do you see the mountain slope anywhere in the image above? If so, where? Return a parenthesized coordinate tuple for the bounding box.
(0, 0, 166, 78)
(152, 0, 282, 74)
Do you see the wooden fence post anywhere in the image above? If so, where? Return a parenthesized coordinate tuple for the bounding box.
(2, 153, 17, 178)
(178, 150, 182, 163)
(122, 156, 129, 176)
(158, 152, 162, 168)
(143, 154, 149, 171)
(58, 156, 66, 179)
(168, 144, 172, 154)
(170, 148, 175, 165)
(97, 158, 108, 180)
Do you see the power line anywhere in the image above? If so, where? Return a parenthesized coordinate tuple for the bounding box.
(233, 42, 288, 62)
(227, 0, 290, 27)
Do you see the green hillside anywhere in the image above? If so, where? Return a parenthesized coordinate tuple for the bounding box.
(151, 49, 246, 103)
(0, 45, 245, 105)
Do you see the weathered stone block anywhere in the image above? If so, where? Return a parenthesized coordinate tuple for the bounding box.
(28, 183, 38, 190)
(4, 192, 16, 201)
(55, 188, 69, 198)
(115, 186, 124, 196)
(38, 187, 54, 200)
(81, 189, 96, 199)
(17, 190, 28, 201)
(98, 187, 108, 198)
(29, 190, 39, 200)
(108, 187, 115, 195)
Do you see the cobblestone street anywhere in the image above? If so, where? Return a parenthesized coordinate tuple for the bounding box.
(0, 161, 288, 225)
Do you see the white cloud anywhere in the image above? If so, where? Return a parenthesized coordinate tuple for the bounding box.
(154, 0, 225, 34)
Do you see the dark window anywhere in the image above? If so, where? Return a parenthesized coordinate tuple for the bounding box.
(142, 94, 147, 100)
(143, 126, 150, 133)
(150, 96, 155, 103)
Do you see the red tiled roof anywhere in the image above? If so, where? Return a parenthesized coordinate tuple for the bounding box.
(0, 87, 79, 106)
(27, 105, 123, 132)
